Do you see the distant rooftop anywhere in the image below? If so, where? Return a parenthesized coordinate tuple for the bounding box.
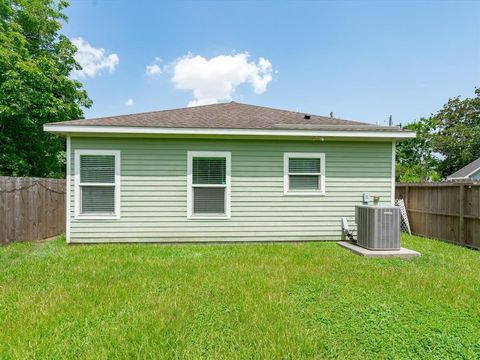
(447, 157, 480, 179)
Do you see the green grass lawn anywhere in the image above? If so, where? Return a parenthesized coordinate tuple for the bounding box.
(0, 235, 479, 359)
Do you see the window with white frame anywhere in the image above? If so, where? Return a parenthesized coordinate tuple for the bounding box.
(75, 150, 120, 219)
(187, 151, 231, 219)
(284, 153, 325, 195)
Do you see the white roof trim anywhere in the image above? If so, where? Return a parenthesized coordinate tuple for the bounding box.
(44, 124, 416, 139)
(447, 176, 469, 180)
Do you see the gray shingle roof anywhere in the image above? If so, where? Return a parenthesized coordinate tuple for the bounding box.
(447, 157, 480, 179)
(48, 102, 406, 132)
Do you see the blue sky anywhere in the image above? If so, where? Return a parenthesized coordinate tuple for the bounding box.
(63, 0, 480, 126)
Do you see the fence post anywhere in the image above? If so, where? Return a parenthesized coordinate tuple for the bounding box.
(459, 184, 465, 244)
(0, 178, 5, 244)
(404, 185, 409, 210)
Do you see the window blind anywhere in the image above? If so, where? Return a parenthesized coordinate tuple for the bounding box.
(289, 158, 321, 173)
(79, 154, 117, 215)
(193, 187, 225, 214)
(80, 155, 115, 183)
(288, 156, 322, 191)
(193, 157, 226, 184)
(289, 175, 319, 190)
(81, 186, 115, 213)
(191, 156, 227, 215)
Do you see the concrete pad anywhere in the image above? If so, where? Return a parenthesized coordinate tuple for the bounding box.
(337, 241, 421, 258)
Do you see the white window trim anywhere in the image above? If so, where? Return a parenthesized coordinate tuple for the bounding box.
(66, 136, 71, 242)
(284, 152, 326, 196)
(74, 149, 121, 220)
(391, 141, 396, 206)
(187, 151, 231, 220)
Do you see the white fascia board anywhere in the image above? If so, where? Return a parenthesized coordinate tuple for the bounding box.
(446, 176, 469, 180)
(66, 136, 71, 243)
(43, 124, 416, 139)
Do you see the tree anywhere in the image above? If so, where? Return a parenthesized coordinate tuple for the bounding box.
(0, 0, 91, 177)
(396, 88, 480, 182)
(431, 88, 480, 178)
(396, 117, 440, 182)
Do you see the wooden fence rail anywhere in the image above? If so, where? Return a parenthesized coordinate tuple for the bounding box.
(0, 177, 65, 245)
(396, 182, 480, 249)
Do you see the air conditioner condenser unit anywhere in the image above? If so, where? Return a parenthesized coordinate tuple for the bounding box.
(355, 205, 400, 250)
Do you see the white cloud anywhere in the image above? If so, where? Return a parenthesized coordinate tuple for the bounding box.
(146, 57, 162, 76)
(71, 37, 119, 79)
(171, 53, 274, 107)
(124, 98, 134, 106)
(146, 64, 161, 76)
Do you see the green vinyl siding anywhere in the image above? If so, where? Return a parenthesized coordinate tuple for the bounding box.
(69, 137, 393, 243)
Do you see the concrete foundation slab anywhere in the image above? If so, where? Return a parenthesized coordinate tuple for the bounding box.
(337, 241, 421, 258)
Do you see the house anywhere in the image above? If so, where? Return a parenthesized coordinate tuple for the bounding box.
(44, 102, 415, 243)
(446, 157, 480, 181)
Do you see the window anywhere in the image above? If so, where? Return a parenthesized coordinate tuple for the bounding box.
(187, 151, 231, 219)
(284, 152, 325, 195)
(74, 150, 120, 219)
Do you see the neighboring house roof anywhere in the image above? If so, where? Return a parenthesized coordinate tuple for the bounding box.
(447, 157, 480, 179)
(44, 101, 415, 139)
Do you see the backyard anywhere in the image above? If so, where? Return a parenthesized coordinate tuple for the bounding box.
(0, 235, 479, 359)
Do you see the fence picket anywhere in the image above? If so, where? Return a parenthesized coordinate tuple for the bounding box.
(396, 182, 480, 249)
(0, 177, 66, 244)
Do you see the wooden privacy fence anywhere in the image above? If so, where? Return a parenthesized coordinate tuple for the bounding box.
(396, 182, 480, 249)
(0, 177, 65, 245)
